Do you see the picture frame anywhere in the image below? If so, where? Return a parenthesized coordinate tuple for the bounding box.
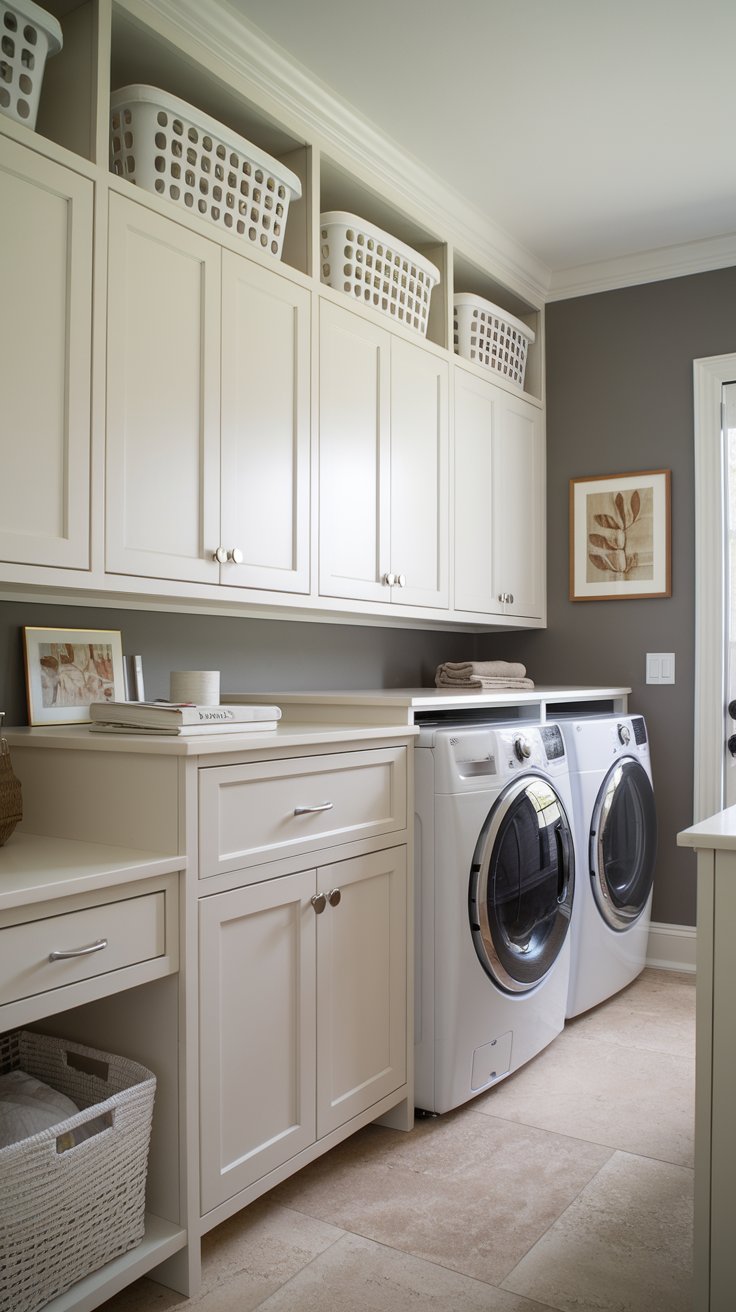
(23, 628, 126, 725)
(569, 469, 671, 602)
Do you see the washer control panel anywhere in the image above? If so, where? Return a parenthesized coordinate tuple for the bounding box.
(425, 723, 569, 792)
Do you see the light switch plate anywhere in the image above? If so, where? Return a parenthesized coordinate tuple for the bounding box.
(646, 653, 675, 684)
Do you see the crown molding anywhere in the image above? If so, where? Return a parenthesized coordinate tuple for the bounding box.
(136, 0, 551, 304)
(548, 229, 736, 301)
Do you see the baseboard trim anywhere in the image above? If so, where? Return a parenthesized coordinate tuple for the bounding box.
(646, 920, 697, 973)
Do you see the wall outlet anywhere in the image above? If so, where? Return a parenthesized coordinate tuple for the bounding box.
(647, 653, 675, 684)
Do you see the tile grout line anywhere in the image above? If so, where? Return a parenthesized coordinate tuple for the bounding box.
(464, 1106, 694, 1169)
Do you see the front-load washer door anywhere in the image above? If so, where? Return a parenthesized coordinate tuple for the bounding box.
(469, 776, 575, 994)
(590, 757, 657, 931)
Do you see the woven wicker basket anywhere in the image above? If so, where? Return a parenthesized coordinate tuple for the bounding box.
(0, 1030, 156, 1312)
(0, 732, 22, 845)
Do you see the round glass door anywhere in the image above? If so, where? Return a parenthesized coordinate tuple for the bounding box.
(469, 776, 575, 994)
(590, 758, 657, 930)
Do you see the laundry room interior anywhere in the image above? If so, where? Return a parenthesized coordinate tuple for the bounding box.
(1, 2, 733, 1311)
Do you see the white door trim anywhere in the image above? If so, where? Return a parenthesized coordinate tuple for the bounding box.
(693, 354, 736, 821)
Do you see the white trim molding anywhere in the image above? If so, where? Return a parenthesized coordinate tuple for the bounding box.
(646, 921, 697, 974)
(548, 231, 736, 303)
(693, 355, 736, 822)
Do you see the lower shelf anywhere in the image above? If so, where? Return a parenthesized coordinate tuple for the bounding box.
(40, 1213, 187, 1312)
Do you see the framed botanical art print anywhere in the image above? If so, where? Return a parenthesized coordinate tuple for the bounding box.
(23, 627, 125, 725)
(570, 469, 671, 601)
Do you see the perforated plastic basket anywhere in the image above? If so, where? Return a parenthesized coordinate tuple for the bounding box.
(320, 211, 440, 337)
(453, 293, 535, 389)
(110, 85, 302, 260)
(0, 1030, 156, 1312)
(0, 0, 62, 130)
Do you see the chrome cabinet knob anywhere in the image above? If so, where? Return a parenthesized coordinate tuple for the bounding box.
(508, 593, 514, 603)
(227, 547, 243, 564)
(327, 888, 341, 907)
(311, 893, 326, 914)
(382, 572, 396, 586)
(498, 592, 514, 604)
(213, 546, 228, 563)
(397, 574, 406, 587)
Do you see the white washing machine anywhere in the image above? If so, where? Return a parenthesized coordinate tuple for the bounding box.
(414, 719, 576, 1114)
(560, 715, 657, 1018)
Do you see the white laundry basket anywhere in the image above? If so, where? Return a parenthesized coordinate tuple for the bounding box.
(0, 1029, 156, 1312)
(110, 85, 302, 260)
(0, 0, 62, 130)
(453, 293, 535, 389)
(320, 211, 440, 337)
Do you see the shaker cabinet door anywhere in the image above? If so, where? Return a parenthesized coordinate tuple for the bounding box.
(390, 337, 448, 609)
(0, 136, 92, 569)
(316, 845, 407, 1138)
(220, 251, 311, 593)
(106, 193, 221, 584)
(199, 869, 317, 1214)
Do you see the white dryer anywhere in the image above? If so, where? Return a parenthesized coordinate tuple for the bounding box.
(560, 715, 657, 1018)
(414, 720, 575, 1114)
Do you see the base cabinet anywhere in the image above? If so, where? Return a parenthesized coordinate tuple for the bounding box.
(198, 844, 407, 1215)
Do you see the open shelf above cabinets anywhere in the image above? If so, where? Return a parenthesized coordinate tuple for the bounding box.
(453, 250, 543, 402)
(26, 0, 99, 163)
(319, 154, 449, 351)
(109, 4, 312, 275)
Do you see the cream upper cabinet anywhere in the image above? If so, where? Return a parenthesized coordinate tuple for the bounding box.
(0, 136, 92, 570)
(319, 299, 448, 609)
(454, 367, 545, 620)
(220, 251, 311, 594)
(106, 193, 222, 584)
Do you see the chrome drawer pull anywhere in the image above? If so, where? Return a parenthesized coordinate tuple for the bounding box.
(49, 938, 108, 962)
(294, 802, 333, 815)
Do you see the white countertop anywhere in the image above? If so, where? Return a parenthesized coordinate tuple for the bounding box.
(678, 807, 736, 850)
(3, 721, 418, 755)
(223, 685, 631, 725)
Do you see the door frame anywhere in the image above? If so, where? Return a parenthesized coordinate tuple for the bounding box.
(693, 354, 736, 821)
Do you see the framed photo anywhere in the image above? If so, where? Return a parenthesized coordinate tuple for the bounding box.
(570, 469, 671, 602)
(23, 628, 125, 725)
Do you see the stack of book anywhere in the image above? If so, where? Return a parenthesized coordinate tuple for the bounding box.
(89, 702, 281, 736)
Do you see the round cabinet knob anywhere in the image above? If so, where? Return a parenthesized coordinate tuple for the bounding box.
(228, 547, 243, 564)
(618, 724, 631, 745)
(507, 594, 514, 604)
(514, 735, 532, 762)
(213, 546, 228, 564)
(397, 574, 406, 587)
(311, 893, 326, 914)
(327, 888, 341, 907)
(383, 573, 396, 587)
(728, 734, 736, 758)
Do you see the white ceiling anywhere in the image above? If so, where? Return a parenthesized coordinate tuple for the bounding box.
(226, 0, 736, 284)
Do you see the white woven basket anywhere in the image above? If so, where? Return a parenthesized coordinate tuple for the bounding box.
(453, 293, 535, 389)
(0, 1030, 156, 1312)
(0, 0, 61, 130)
(320, 211, 439, 337)
(110, 85, 302, 260)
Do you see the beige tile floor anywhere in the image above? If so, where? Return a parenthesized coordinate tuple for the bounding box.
(102, 967, 694, 1312)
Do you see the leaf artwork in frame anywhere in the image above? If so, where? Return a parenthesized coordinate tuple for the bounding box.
(569, 470, 671, 602)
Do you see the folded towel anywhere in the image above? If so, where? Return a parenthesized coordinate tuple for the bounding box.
(435, 660, 534, 691)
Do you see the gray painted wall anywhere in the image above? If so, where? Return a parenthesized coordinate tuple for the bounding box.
(0, 599, 480, 726)
(485, 263, 736, 927)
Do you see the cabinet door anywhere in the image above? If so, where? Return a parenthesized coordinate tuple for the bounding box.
(390, 338, 448, 609)
(0, 136, 92, 569)
(454, 369, 499, 614)
(319, 300, 391, 603)
(220, 251, 311, 593)
(316, 846, 406, 1138)
(106, 194, 221, 584)
(494, 391, 545, 621)
(199, 869, 317, 1214)
(454, 371, 545, 620)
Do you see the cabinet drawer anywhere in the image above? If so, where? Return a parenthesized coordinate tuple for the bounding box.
(199, 747, 407, 879)
(0, 892, 166, 1006)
